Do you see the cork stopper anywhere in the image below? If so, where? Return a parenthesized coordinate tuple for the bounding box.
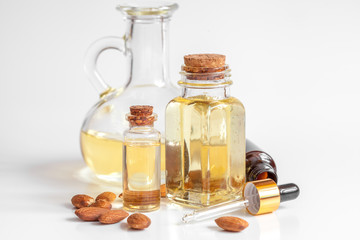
(184, 54, 226, 68)
(130, 105, 153, 116)
(183, 54, 227, 80)
(127, 105, 156, 126)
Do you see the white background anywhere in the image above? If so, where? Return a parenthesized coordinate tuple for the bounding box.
(0, 0, 359, 239)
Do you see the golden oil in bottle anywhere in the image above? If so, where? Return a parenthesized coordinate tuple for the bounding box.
(122, 105, 161, 212)
(80, 130, 165, 182)
(123, 141, 161, 211)
(165, 54, 246, 207)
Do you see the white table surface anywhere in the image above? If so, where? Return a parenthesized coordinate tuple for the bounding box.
(1, 0, 359, 239)
(1, 147, 357, 240)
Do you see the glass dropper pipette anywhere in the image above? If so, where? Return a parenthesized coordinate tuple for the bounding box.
(182, 179, 299, 223)
(183, 198, 250, 223)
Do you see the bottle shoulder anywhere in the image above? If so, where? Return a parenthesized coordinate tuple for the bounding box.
(167, 96, 245, 110)
(225, 96, 245, 109)
(246, 151, 276, 168)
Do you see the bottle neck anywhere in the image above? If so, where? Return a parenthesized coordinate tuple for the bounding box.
(179, 64, 232, 99)
(128, 124, 154, 132)
(247, 163, 278, 183)
(181, 85, 230, 99)
(125, 18, 170, 88)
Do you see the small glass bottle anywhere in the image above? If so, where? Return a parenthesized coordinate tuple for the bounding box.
(166, 54, 246, 207)
(246, 140, 278, 183)
(123, 105, 161, 212)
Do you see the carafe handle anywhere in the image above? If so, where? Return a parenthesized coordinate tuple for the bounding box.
(84, 36, 128, 97)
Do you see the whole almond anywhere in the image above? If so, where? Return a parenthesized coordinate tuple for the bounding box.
(160, 184, 166, 198)
(215, 216, 249, 232)
(90, 199, 112, 209)
(118, 193, 123, 198)
(98, 210, 129, 224)
(96, 192, 116, 203)
(127, 213, 151, 230)
(75, 207, 110, 221)
(71, 194, 95, 209)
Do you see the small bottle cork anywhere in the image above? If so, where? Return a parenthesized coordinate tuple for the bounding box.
(130, 105, 153, 116)
(184, 54, 226, 68)
(127, 105, 156, 126)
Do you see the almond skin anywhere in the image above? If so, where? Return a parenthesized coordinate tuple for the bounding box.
(127, 213, 151, 230)
(75, 207, 110, 221)
(98, 210, 129, 224)
(90, 199, 112, 209)
(96, 192, 117, 203)
(215, 216, 249, 232)
(71, 194, 95, 209)
(160, 184, 166, 198)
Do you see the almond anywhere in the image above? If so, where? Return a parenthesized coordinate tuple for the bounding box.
(98, 210, 129, 224)
(118, 193, 123, 198)
(90, 199, 112, 209)
(160, 184, 166, 198)
(75, 207, 110, 221)
(127, 213, 151, 230)
(71, 194, 95, 209)
(215, 216, 249, 232)
(96, 192, 116, 203)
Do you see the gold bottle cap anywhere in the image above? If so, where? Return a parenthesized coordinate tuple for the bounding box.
(243, 179, 280, 215)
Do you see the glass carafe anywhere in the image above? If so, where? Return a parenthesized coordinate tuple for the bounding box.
(80, 2, 179, 182)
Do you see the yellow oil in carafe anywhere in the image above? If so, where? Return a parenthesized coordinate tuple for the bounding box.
(80, 130, 165, 181)
(166, 96, 246, 207)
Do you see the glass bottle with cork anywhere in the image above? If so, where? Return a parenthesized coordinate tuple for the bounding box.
(123, 105, 161, 212)
(165, 54, 246, 207)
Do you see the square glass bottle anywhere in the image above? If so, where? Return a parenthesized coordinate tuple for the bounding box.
(165, 54, 246, 207)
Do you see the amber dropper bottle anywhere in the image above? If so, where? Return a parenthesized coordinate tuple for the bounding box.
(246, 140, 278, 183)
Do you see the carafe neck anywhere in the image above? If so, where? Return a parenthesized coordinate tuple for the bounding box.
(125, 19, 170, 88)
